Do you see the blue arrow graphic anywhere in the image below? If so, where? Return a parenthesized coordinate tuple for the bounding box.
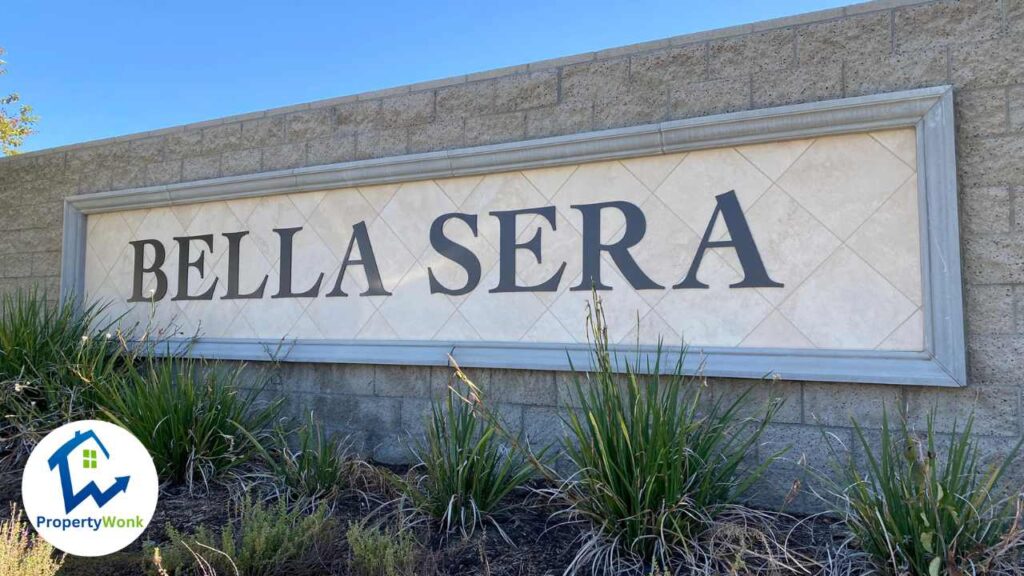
(47, 429, 131, 513)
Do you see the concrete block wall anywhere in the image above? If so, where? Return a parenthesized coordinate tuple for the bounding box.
(1, 0, 1023, 506)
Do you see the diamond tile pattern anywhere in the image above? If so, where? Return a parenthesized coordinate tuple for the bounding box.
(84, 128, 924, 352)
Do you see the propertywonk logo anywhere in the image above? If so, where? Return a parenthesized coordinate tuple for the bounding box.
(21, 420, 159, 556)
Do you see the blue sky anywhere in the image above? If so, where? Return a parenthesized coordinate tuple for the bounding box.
(5, 1, 847, 152)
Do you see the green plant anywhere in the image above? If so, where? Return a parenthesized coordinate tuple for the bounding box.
(0, 504, 62, 576)
(346, 522, 422, 576)
(154, 497, 336, 576)
(399, 382, 536, 540)
(0, 290, 127, 470)
(822, 409, 1024, 576)
(556, 297, 783, 573)
(247, 411, 355, 506)
(94, 357, 280, 490)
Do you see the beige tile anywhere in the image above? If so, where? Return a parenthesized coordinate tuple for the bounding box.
(870, 128, 918, 168)
(434, 175, 483, 207)
(376, 263, 457, 340)
(778, 247, 917, 349)
(654, 253, 774, 347)
(458, 265, 549, 341)
(741, 311, 814, 348)
(735, 138, 813, 181)
(619, 152, 687, 192)
(878, 308, 924, 351)
(656, 147, 773, 234)
(777, 133, 913, 240)
(846, 177, 922, 305)
(522, 165, 577, 200)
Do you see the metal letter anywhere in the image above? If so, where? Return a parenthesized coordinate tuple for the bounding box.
(675, 190, 783, 289)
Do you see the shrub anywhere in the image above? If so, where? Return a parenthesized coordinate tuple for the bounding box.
(346, 522, 422, 576)
(247, 411, 355, 506)
(0, 290, 126, 468)
(556, 298, 782, 573)
(398, 382, 535, 539)
(95, 357, 280, 490)
(823, 409, 1024, 575)
(153, 497, 336, 576)
(0, 504, 63, 576)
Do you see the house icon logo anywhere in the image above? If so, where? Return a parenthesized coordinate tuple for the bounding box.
(21, 420, 159, 557)
(47, 429, 130, 514)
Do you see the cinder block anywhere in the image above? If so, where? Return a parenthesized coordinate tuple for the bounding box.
(894, 0, 1003, 54)
(277, 362, 376, 396)
(708, 28, 795, 79)
(161, 130, 203, 161)
(593, 84, 668, 130)
(240, 116, 287, 148)
(1016, 284, 1024, 334)
(966, 284, 1015, 334)
(77, 169, 115, 194)
(4, 203, 63, 234)
(465, 112, 525, 146)
(956, 89, 1010, 137)
(333, 99, 382, 132)
(492, 71, 558, 112)
(261, 142, 306, 171)
(199, 123, 242, 156)
(964, 233, 1024, 285)
(30, 250, 61, 277)
(843, 48, 948, 97)
(803, 383, 903, 428)
(705, 377, 804, 424)
(961, 186, 1012, 234)
(306, 133, 357, 166)
(435, 81, 498, 119)
(125, 137, 165, 164)
(373, 433, 414, 465)
(630, 44, 708, 88)
(525, 99, 592, 138)
(407, 118, 464, 153)
(374, 364, 431, 397)
(0, 254, 33, 278)
(796, 11, 891, 67)
(285, 107, 336, 142)
(669, 76, 751, 120)
(380, 91, 435, 128)
(752, 61, 843, 108)
(112, 164, 152, 190)
(522, 405, 564, 450)
(354, 127, 408, 160)
(753, 423, 852, 512)
(957, 135, 1024, 188)
(301, 393, 402, 437)
(560, 57, 629, 102)
(1010, 87, 1024, 132)
(66, 145, 116, 174)
(952, 38, 1024, 89)
(967, 334, 1024, 384)
(905, 386, 1019, 436)
(220, 149, 261, 177)
(145, 159, 182, 186)
(182, 155, 221, 181)
(481, 368, 558, 406)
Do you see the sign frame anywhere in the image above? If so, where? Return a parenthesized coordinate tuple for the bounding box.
(61, 86, 965, 387)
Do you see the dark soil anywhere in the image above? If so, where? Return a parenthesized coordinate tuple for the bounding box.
(1, 464, 846, 576)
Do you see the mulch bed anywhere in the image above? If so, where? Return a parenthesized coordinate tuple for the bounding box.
(0, 464, 846, 575)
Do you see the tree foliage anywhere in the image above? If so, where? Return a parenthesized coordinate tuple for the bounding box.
(0, 48, 36, 155)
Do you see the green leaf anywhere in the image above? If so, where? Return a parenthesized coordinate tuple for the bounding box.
(928, 556, 941, 576)
(921, 531, 933, 554)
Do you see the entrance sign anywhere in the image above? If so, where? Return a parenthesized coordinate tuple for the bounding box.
(62, 87, 965, 386)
